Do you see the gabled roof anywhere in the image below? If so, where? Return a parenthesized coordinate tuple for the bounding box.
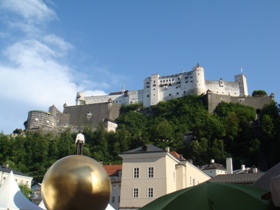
(121, 144, 164, 154)
(209, 173, 264, 184)
(103, 165, 122, 176)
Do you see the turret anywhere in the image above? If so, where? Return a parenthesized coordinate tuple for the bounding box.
(192, 63, 206, 95)
(235, 74, 248, 97)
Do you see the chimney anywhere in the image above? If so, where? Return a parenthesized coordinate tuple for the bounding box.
(241, 164, 246, 171)
(253, 168, 258, 173)
(226, 157, 233, 174)
(165, 146, 170, 152)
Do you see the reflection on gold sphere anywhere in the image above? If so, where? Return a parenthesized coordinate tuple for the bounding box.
(41, 155, 111, 210)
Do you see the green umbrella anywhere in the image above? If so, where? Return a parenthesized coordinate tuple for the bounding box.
(140, 182, 276, 210)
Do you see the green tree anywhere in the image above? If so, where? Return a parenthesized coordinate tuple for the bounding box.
(252, 90, 267, 97)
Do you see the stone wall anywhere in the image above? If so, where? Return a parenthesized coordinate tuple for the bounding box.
(204, 92, 274, 113)
(62, 102, 121, 131)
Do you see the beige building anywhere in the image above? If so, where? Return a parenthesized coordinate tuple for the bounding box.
(119, 144, 210, 210)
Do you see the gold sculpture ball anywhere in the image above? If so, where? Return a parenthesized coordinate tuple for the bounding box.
(41, 155, 111, 210)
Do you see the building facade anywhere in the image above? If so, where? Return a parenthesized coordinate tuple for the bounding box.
(118, 145, 210, 210)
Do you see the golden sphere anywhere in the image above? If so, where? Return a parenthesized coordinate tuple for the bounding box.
(41, 155, 111, 210)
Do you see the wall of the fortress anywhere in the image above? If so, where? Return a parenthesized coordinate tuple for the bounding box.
(204, 93, 274, 113)
(205, 80, 240, 97)
(27, 111, 55, 131)
(63, 102, 121, 130)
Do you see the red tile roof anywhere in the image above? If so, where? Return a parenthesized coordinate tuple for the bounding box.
(170, 151, 186, 160)
(103, 164, 122, 176)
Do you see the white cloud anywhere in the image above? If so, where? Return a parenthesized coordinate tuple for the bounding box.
(0, 0, 56, 22)
(0, 39, 77, 107)
(43, 34, 73, 53)
(0, 0, 119, 134)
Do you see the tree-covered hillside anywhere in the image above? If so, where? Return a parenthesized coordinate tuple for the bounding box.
(1, 95, 280, 182)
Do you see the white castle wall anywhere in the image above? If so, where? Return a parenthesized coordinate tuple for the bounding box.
(76, 64, 248, 108)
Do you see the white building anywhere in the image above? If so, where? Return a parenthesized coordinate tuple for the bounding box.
(76, 64, 248, 108)
(118, 144, 210, 210)
(201, 159, 227, 177)
(0, 166, 33, 189)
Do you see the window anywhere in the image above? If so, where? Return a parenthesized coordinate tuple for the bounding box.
(118, 196, 120, 203)
(148, 188, 154, 198)
(133, 188, 139, 198)
(134, 167, 139, 178)
(148, 167, 154, 178)
(112, 196, 115, 203)
(193, 179, 196, 185)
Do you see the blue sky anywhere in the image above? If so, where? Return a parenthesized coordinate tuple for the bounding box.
(0, 0, 279, 134)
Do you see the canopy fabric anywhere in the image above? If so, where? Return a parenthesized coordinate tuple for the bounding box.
(140, 182, 276, 210)
(271, 173, 280, 207)
(253, 162, 280, 191)
(0, 171, 42, 210)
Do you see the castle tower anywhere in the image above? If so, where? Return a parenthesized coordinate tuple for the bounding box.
(192, 63, 206, 95)
(143, 74, 160, 107)
(76, 92, 85, 105)
(235, 74, 248, 96)
(149, 74, 160, 106)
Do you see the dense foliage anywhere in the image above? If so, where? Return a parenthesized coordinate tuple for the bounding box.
(1, 95, 280, 183)
(252, 90, 268, 97)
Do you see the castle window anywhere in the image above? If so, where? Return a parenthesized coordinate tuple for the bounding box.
(154, 80, 156, 83)
(169, 94, 171, 96)
(147, 95, 149, 97)
(153, 84, 156, 87)
(185, 81, 188, 83)
(112, 196, 115, 203)
(177, 92, 179, 95)
(146, 86, 150, 88)
(185, 76, 188, 79)
(190, 80, 193, 83)
(146, 82, 150, 85)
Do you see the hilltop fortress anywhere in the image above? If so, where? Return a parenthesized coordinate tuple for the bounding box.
(76, 64, 248, 107)
(26, 64, 274, 132)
